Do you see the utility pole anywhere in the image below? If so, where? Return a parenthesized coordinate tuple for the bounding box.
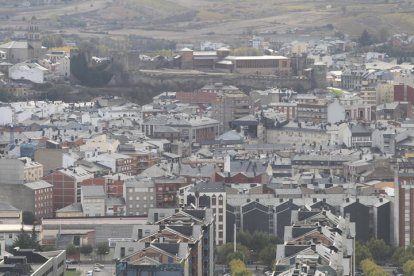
(233, 223, 236, 253)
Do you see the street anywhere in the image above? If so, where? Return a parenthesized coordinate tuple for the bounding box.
(67, 263, 115, 276)
(215, 264, 270, 276)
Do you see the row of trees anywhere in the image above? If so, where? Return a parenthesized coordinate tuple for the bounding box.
(358, 28, 390, 46)
(356, 239, 414, 275)
(355, 239, 392, 267)
(11, 225, 109, 261)
(392, 244, 414, 266)
(216, 231, 282, 267)
(360, 259, 388, 276)
(66, 243, 110, 259)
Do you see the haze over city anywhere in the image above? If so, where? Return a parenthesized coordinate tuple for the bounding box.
(0, 1, 414, 276)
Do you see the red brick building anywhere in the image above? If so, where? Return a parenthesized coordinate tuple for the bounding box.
(394, 84, 414, 104)
(215, 172, 263, 184)
(154, 177, 188, 208)
(176, 91, 218, 105)
(25, 181, 54, 219)
(82, 174, 128, 197)
(43, 168, 93, 211)
(395, 170, 414, 247)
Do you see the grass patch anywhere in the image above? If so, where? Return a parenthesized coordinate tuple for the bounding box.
(196, 10, 227, 21)
(382, 12, 414, 33)
(328, 87, 345, 97)
(64, 271, 81, 276)
(124, 0, 184, 13)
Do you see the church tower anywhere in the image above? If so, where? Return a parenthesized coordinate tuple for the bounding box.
(27, 17, 42, 59)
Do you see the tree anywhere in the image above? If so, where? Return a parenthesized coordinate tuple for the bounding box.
(13, 227, 31, 249)
(66, 244, 79, 256)
(226, 251, 246, 264)
(355, 241, 372, 267)
(22, 211, 35, 225)
(365, 239, 391, 261)
(360, 259, 388, 276)
(12, 226, 40, 250)
(237, 231, 252, 248)
(393, 245, 414, 266)
(42, 34, 63, 48)
(358, 29, 375, 47)
(404, 260, 414, 276)
(70, 52, 113, 87)
(259, 244, 276, 266)
(96, 242, 109, 258)
(216, 243, 250, 264)
(80, 244, 93, 256)
(30, 225, 41, 251)
(42, 245, 57, 251)
(229, 259, 252, 276)
(378, 27, 390, 43)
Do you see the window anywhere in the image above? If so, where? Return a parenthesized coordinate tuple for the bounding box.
(212, 195, 216, 205)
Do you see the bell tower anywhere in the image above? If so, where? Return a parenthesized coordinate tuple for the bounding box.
(27, 17, 42, 59)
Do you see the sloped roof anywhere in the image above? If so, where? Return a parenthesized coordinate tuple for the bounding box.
(0, 41, 28, 49)
(217, 130, 243, 141)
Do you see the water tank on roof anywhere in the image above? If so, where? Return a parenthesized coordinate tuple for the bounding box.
(20, 143, 35, 158)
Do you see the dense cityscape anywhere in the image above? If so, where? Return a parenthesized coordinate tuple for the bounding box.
(2, 0, 414, 276)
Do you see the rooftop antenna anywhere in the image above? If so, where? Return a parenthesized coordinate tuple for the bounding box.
(9, 124, 14, 146)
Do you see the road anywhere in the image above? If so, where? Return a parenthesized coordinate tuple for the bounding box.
(66, 263, 115, 276)
(215, 264, 270, 276)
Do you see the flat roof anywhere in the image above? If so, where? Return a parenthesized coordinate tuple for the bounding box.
(42, 217, 147, 225)
(225, 55, 288, 60)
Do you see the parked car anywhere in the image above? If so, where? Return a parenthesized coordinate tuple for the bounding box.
(93, 267, 102, 272)
(94, 263, 104, 269)
(65, 259, 78, 264)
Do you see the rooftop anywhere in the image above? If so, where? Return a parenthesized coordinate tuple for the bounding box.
(81, 185, 106, 197)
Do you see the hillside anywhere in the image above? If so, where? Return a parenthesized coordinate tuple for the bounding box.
(1, 0, 414, 43)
